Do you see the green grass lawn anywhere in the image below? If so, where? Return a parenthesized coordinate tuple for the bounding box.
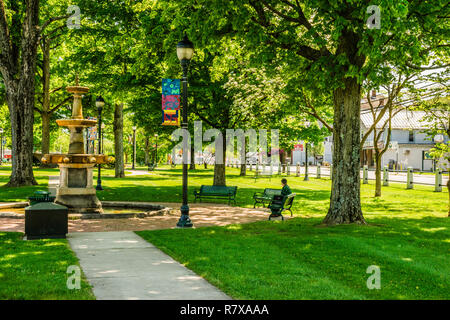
(0, 232, 95, 300)
(0, 165, 448, 299)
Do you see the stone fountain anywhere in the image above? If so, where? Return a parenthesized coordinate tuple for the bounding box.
(41, 79, 110, 213)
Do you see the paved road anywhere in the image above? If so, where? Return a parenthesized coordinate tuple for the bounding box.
(244, 164, 448, 186)
(68, 231, 231, 300)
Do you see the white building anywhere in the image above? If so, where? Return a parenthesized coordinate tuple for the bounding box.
(360, 109, 448, 171)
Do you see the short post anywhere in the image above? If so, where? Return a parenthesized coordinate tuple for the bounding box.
(330, 164, 333, 180)
(296, 163, 300, 177)
(435, 168, 442, 192)
(262, 163, 266, 174)
(278, 163, 282, 175)
(255, 162, 259, 173)
(317, 165, 321, 178)
(363, 165, 368, 184)
(282, 163, 286, 175)
(269, 163, 273, 176)
(286, 164, 290, 176)
(383, 166, 389, 186)
(407, 167, 413, 189)
(249, 163, 253, 171)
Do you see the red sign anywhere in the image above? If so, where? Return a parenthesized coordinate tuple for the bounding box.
(294, 144, 303, 151)
(4, 154, 11, 159)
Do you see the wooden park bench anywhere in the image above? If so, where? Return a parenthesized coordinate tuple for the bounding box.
(252, 188, 281, 208)
(268, 193, 296, 220)
(194, 185, 238, 205)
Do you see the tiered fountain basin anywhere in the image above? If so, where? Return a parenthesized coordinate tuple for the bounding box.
(41, 154, 111, 165)
(40, 80, 114, 214)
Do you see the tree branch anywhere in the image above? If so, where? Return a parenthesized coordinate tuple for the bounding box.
(40, 14, 71, 33)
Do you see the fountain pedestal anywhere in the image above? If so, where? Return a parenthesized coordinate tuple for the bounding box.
(56, 163, 101, 213)
(41, 80, 111, 214)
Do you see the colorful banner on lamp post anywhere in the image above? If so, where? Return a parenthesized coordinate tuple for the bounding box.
(161, 79, 180, 126)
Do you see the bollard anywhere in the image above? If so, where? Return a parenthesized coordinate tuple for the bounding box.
(255, 162, 259, 173)
(296, 163, 300, 177)
(287, 164, 290, 176)
(249, 163, 253, 171)
(282, 164, 286, 174)
(278, 163, 282, 175)
(383, 166, 389, 186)
(330, 164, 333, 180)
(407, 167, 413, 189)
(317, 165, 321, 178)
(435, 168, 442, 192)
(363, 165, 368, 184)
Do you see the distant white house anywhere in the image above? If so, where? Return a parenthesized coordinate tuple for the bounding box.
(300, 90, 448, 171)
(360, 109, 448, 171)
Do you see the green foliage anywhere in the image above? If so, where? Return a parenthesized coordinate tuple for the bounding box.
(0, 232, 95, 300)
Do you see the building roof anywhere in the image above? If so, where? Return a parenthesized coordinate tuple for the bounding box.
(360, 94, 386, 111)
(360, 110, 436, 130)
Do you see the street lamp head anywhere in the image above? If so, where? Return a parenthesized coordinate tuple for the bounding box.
(132, 126, 137, 131)
(101, 123, 105, 129)
(176, 34, 194, 61)
(155, 133, 158, 137)
(96, 96, 105, 109)
(0, 128, 3, 134)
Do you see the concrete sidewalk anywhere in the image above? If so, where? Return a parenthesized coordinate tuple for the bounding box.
(68, 231, 230, 300)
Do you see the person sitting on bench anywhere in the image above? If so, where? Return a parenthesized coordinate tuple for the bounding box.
(281, 178, 292, 196)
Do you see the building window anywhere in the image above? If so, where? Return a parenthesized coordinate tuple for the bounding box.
(408, 130, 414, 142)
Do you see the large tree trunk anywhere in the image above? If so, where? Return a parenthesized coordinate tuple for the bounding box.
(2, 0, 40, 187)
(374, 151, 382, 197)
(41, 111, 51, 155)
(114, 103, 125, 178)
(239, 136, 246, 176)
(213, 131, 226, 186)
(280, 150, 286, 173)
(40, 36, 51, 156)
(144, 135, 150, 166)
(323, 77, 366, 225)
(6, 87, 37, 186)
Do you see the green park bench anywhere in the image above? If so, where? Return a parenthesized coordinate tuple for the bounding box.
(194, 185, 238, 205)
(268, 193, 296, 221)
(252, 188, 282, 208)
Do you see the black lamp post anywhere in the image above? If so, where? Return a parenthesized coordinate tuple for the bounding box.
(0, 128, 3, 166)
(154, 133, 158, 166)
(176, 33, 194, 228)
(96, 96, 105, 191)
(132, 126, 137, 170)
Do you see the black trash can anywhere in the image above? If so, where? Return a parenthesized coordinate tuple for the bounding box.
(268, 194, 286, 221)
(28, 190, 56, 205)
(25, 202, 68, 240)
